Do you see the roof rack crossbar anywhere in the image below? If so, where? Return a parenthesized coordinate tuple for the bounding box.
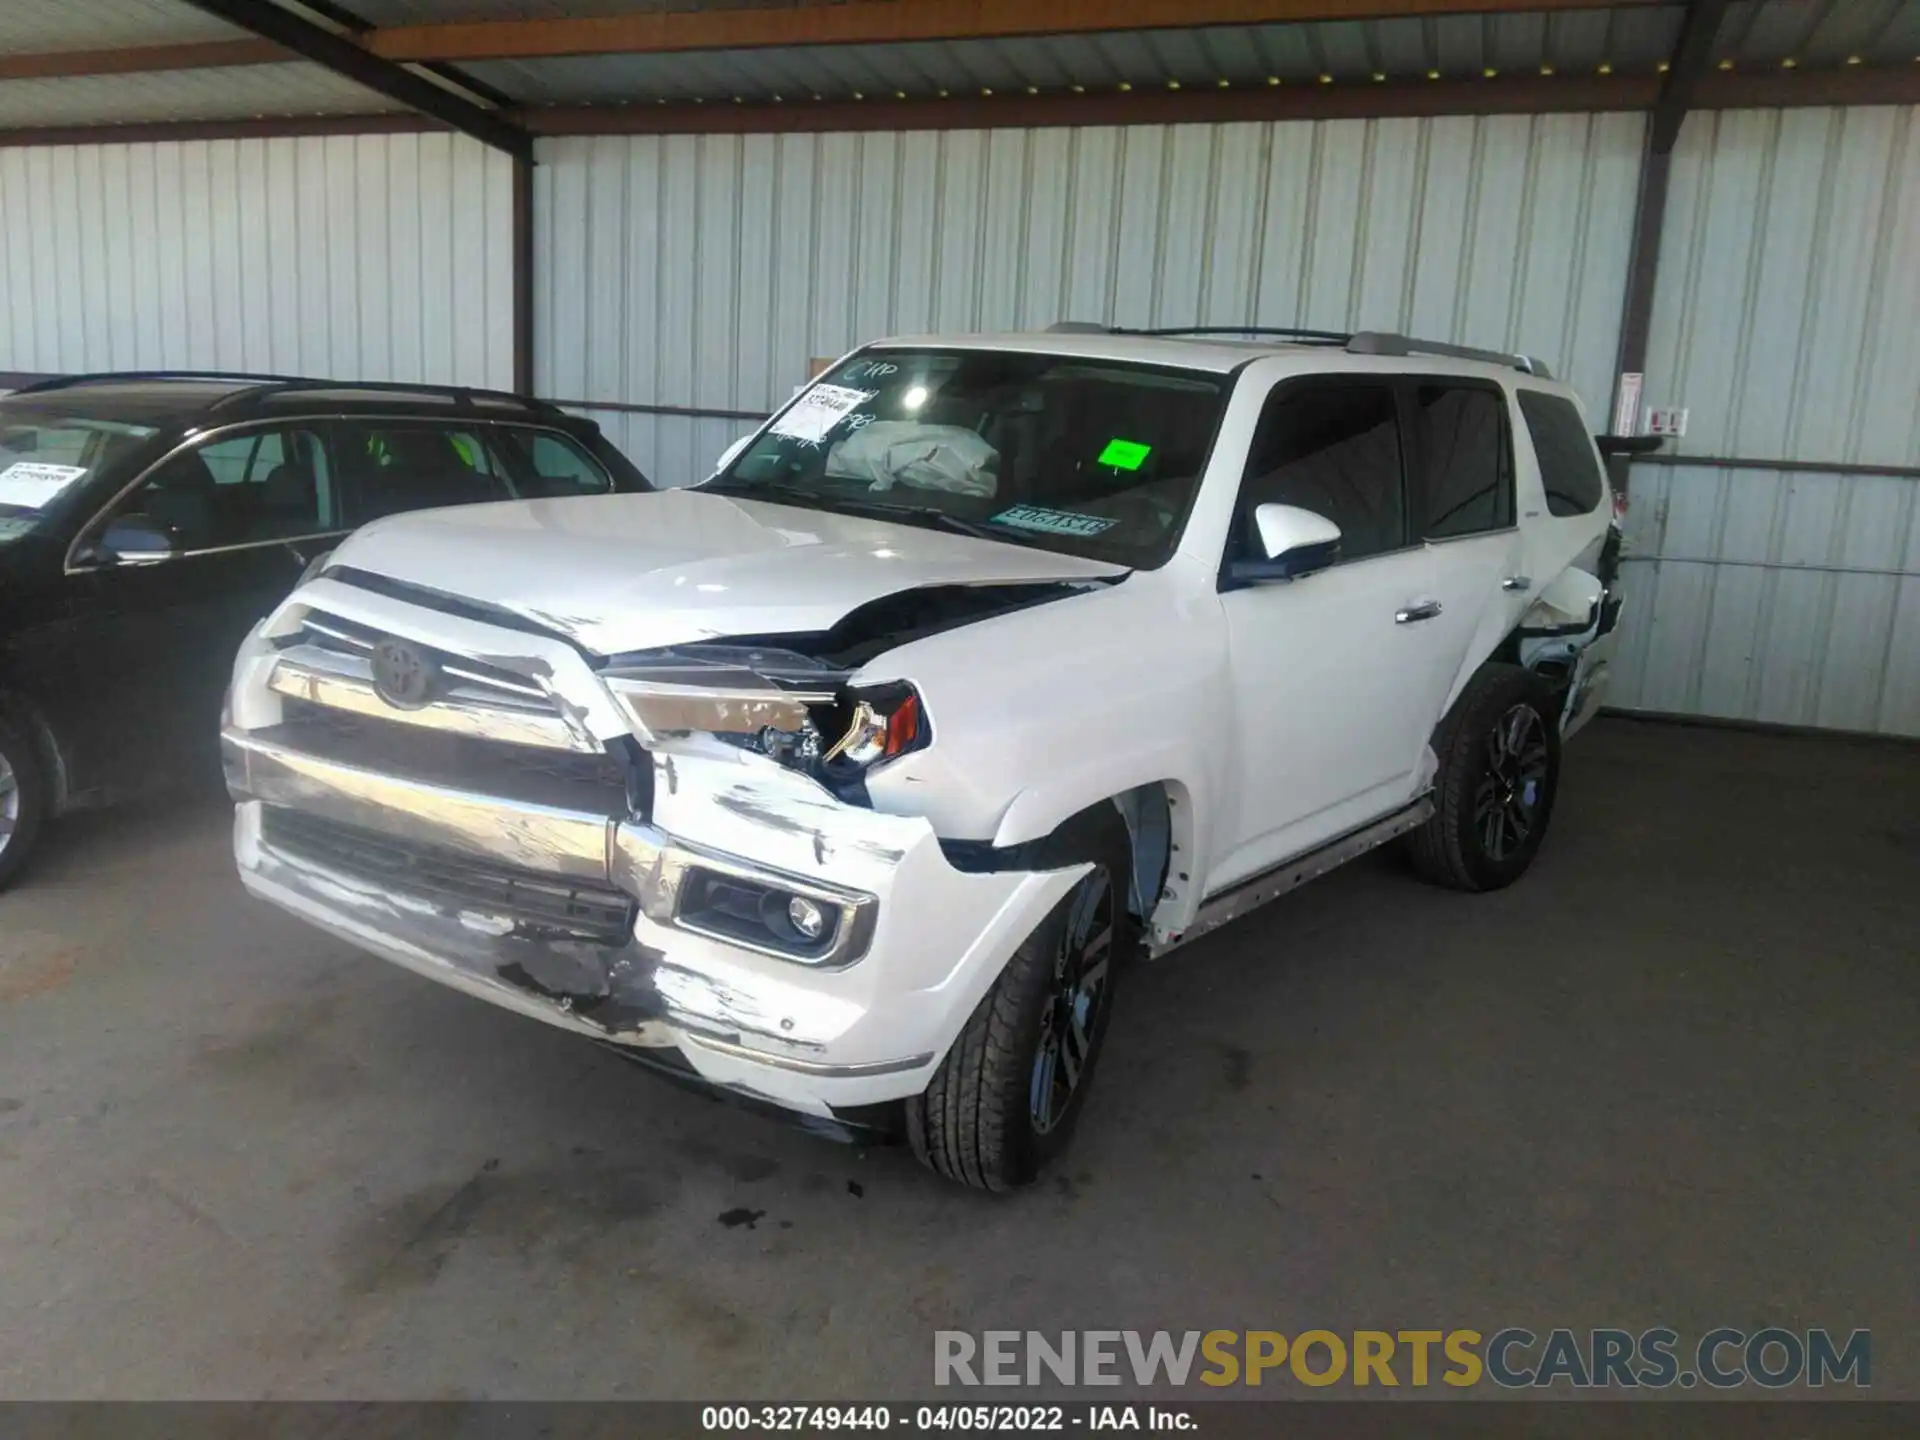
(1345, 332, 1552, 378)
(11, 369, 308, 395)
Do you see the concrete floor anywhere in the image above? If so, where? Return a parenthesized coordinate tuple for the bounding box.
(0, 717, 1913, 1399)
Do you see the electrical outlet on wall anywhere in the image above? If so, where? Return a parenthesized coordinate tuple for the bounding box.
(1646, 407, 1690, 437)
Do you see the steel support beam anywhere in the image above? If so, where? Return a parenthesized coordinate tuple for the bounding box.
(174, 0, 531, 159)
(1608, 0, 1732, 492)
(369, 0, 1669, 63)
(0, 40, 284, 81)
(512, 156, 535, 397)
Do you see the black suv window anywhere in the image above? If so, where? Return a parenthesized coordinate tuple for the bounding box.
(1235, 381, 1406, 563)
(1517, 391, 1607, 517)
(1413, 384, 1513, 538)
(114, 425, 334, 551)
(339, 422, 515, 523)
(490, 429, 616, 499)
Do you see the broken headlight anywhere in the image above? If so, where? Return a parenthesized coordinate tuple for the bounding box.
(601, 646, 927, 780)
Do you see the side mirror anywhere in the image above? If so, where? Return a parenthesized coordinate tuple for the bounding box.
(1225, 503, 1342, 587)
(713, 435, 752, 475)
(97, 515, 179, 565)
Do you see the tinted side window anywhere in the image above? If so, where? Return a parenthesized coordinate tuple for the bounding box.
(491, 429, 615, 498)
(1414, 385, 1512, 538)
(1237, 382, 1405, 563)
(1517, 391, 1606, 517)
(338, 422, 514, 524)
(118, 426, 333, 550)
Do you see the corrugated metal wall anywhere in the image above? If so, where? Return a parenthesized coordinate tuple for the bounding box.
(1611, 105, 1920, 735)
(536, 112, 1645, 488)
(0, 132, 516, 387)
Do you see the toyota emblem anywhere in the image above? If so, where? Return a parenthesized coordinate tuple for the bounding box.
(371, 638, 437, 710)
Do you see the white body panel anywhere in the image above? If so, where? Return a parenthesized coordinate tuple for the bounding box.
(226, 331, 1618, 1121)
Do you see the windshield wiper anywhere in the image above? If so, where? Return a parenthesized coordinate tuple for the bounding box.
(702, 482, 1018, 543)
(810, 497, 1016, 543)
(699, 478, 825, 503)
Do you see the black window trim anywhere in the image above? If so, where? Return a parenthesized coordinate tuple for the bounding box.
(1398, 373, 1519, 546)
(1217, 372, 1418, 589)
(64, 413, 608, 574)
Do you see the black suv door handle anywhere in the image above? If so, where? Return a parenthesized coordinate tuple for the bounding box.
(1395, 601, 1443, 624)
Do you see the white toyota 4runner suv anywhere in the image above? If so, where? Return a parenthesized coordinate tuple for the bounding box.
(225, 328, 1625, 1191)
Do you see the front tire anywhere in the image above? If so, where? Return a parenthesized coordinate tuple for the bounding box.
(907, 817, 1133, 1192)
(0, 709, 48, 893)
(1407, 664, 1561, 892)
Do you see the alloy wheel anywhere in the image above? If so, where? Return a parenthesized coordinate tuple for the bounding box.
(1028, 869, 1116, 1135)
(1472, 702, 1550, 862)
(0, 750, 18, 857)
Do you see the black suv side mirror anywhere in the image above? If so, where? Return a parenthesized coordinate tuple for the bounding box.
(97, 515, 179, 565)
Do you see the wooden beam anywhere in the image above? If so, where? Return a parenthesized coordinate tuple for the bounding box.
(175, 0, 532, 159)
(0, 39, 285, 82)
(370, 0, 1669, 64)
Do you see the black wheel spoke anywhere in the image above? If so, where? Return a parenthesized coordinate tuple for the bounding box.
(1029, 868, 1118, 1135)
(1473, 701, 1553, 865)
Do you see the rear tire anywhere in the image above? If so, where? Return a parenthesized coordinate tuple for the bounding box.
(907, 814, 1133, 1192)
(0, 709, 48, 894)
(1407, 664, 1561, 893)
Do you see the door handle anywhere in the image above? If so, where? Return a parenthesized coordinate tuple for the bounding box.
(1502, 575, 1533, 592)
(1395, 600, 1443, 624)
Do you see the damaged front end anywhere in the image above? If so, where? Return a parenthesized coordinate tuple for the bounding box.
(601, 645, 926, 807)
(224, 573, 1092, 1120)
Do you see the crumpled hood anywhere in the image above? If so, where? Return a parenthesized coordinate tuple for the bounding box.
(326, 488, 1126, 657)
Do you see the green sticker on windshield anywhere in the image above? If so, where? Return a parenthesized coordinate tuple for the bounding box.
(1097, 438, 1152, 470)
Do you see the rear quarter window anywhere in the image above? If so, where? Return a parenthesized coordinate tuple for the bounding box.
(1517, 391, 1607, 518)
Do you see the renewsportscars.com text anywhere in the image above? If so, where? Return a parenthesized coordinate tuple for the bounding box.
(934, 1328, 1871, 1390)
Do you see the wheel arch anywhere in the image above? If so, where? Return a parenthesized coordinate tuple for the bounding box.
(0, 685, 73, 815)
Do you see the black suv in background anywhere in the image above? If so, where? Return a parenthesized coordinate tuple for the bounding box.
(0, 373, 651, 888)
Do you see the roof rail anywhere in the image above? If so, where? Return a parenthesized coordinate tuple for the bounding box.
(207, 377, 565, 416)
(1044, 321, 1111, 334)
(1122, 325, 1353, 345)
(11, 369, 310, 395)
(1345, 332, 1553, 378)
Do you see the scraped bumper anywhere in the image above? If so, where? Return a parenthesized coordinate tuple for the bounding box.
(224, 603, 1083, 1117)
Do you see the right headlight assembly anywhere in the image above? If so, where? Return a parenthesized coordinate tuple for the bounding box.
(600, 647, 928, 783)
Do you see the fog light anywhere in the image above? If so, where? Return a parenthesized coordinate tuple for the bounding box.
(787, 895, 827, 941)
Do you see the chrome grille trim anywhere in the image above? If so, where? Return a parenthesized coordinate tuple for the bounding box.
(279, 612, 597, 753)
(224, 727, 615, 882)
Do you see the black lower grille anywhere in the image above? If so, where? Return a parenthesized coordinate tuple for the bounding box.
(261, 807, 635, 944)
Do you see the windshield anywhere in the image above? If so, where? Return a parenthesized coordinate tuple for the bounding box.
(0, 409, 156, 543)
(703, 348, 1231, 566)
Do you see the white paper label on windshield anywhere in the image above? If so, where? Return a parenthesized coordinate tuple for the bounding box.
(0, 461, 89, 510)
(770, 384, 874, 443)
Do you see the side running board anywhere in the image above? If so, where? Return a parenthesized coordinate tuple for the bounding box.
(1149, 796, 1434, 958)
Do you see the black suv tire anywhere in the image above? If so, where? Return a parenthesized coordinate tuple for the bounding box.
(0, 707, 48, 893)
(1407, 663, 1562, 892)
(907, 813, 1134, 1191)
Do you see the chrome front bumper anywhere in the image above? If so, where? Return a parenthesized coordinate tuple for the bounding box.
(224, 593, 1086, 1115)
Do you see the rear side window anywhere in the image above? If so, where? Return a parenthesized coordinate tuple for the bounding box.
(1517, 391, 1607, 517)
(491, 429, 615, 499)
(1236, 381, 1406, 563)
(1413, 385, 1513, 537)
(336, 422, 515, 524)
